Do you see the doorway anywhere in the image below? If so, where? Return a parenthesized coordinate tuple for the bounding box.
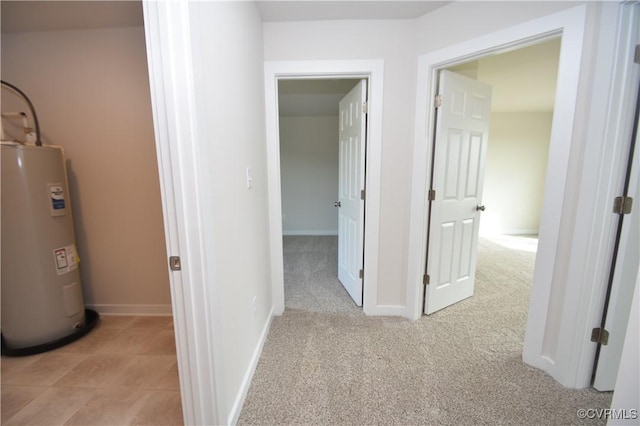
(417, 30, 572, 365)
(409, 3, 637, 389)
(277, 78, 363, 312)
(408, 5, 596, 387)
(423, 37, 560, 315)
(264, 59, 389, 316)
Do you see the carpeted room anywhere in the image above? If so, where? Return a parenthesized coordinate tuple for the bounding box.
(238, 235, 612, 425)
(239, 68, 612, 423)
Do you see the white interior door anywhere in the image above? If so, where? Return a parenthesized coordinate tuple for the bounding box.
(424, 70, 492, 315)
(592, 4, 640, 389)
(592, 95, 640, 391)
(337, 79, 367, 306)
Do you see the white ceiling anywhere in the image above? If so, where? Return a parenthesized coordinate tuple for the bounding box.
(1, 1, 450, 33)
(2, 1, 558, 114)
(256, 1, 450, 22)
(278, 79, 361, 116)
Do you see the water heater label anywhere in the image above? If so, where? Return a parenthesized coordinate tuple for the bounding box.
(48, 183, 66, 217)
(53, 245, 78, 275)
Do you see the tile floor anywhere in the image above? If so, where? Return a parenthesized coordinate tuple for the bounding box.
(1, 315, 183, 425)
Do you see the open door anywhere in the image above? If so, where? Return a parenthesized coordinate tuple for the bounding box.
(592, 134, 639, 390)
(424, 70, 492, 315)
(337, 79, 367, 306)
(592, 61, 640, 391)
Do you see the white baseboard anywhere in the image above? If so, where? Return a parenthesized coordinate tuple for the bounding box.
(364, 304, 407, 317)
(86, 304, 173, 316)
(282, 230, 338, 236)
(227, 306, 275, 425)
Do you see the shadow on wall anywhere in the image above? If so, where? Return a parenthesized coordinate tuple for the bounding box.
(65, 160, 94, 305)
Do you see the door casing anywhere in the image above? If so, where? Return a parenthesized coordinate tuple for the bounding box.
(264, 60, 392, 316)
(409, 3, 631, 389)
(591, 2, 640, 390)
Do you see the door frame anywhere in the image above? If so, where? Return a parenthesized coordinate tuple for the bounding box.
(408, 3, 632, 388)
(264, 60, 387, 315)
(591, 1, 640, 390)
(408, 7, 586, 321)
(143, 1, 221, 424)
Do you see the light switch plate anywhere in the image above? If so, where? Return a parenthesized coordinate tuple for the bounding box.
(246, 167, 253, 189)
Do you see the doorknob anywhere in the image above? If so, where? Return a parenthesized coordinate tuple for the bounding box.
(334, 201, 341, 207)
(476, 205, 486, 211)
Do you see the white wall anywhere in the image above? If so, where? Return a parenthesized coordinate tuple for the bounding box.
(482, 112, 552, 235)
(1, 27, 170, 313)
(474, 38, 559, 236)
(414, 1, 579, 53)
(187, 2, 272, 423)
(279, 115, 338, 235)
(264, 20, 417, 305)
(475, 38, 561, 113)
(263, 2, 582, 307)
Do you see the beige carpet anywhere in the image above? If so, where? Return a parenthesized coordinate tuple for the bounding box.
(238, 235, 612, 425)
(281, 236, 361, 315)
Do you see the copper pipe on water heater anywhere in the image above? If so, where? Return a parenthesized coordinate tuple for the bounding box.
(1, 80, 42, 146)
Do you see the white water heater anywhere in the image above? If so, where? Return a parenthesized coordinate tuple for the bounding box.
(1, 142, 91, 352)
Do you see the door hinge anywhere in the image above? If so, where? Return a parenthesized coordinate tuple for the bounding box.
(613, 196, 633, 215)
(360, 189, 366, 200)
(591, 327, 609, 345)
(362, 101, 369, 114)
(428, 189, 436, 201)
(435, 94, 443, 109)
(359, 269, 364, 279)
(169, 256, 181, 271)
(635, 44, 640, 64)
(423, 274, 430, 286)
